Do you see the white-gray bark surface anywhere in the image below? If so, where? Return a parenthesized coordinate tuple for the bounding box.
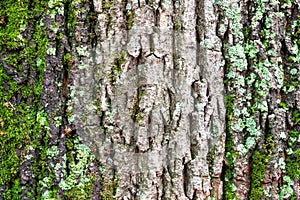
(72, 0, 225, 199)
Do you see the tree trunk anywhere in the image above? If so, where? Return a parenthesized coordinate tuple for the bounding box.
(0, 0, 299, 199)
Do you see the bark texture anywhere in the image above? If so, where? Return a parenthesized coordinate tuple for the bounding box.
(0, 0, 299, 199)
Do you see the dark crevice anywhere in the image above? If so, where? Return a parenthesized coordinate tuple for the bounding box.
(61, 0, 73, 133)
(182, 158, 190, 199)
(192, 189, 197, 200)
(175, 111, 182, 131)
(149, 33, 155, 53)
(189, 113, 197, 160)
(88, 0, 98, 49)
(220, 7, 234, 197)
(167, 88, 176, 127)
(161, 167, 167, 199)
(160, 110, 170, 146)
(154, 7, 160, 27)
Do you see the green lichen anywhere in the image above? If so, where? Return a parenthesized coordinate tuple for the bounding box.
(59, 138, 95, 198)
(220, 0, 285, 197)
(38, 136, 95, 199)
(280, 3, 300, 197)
(279, 176, 294, 200)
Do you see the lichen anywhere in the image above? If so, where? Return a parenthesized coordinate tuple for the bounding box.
(59, 138, 95, 198)
(219, 0, 286, 197)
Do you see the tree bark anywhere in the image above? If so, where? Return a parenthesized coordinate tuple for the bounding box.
(0, 0, 299, 199)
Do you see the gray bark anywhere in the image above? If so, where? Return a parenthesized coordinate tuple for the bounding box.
(72, 1, 225, 199)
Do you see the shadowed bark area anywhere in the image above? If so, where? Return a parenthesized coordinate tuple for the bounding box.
(0, 0, 299, 200)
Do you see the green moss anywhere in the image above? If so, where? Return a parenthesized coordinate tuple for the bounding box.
(130, 86, 145, 122)
(224, 94, 235, 117)
(223, 94, 237, 200)
(285, 109, 300, 181)
(63, 53, 73, 70)
(285, 156, 300, 179)
(249, 150, 267, 199)
(102, 0, 113, 10)
(109, 53, 126, 86)
(66, 0, 76, 30)
(0, 0, 98, 198)
(101, 169, 119, 200)
(223, 137, 237, 199)
(292, 109, 300, 125)
(279, 102, 288, 109)
(0, 0, 49, 198)
(0, 3, 27, 50)
(174, 20, 182, 32)
(3, 178, 22, 200)
(102, 0, 113, 30)
(64, 180, 94, 200)
(249, 119, 274, 198)
(125, 11, 134, 29)
(0, 0, 93, 198)
(207, 146, 216, 175)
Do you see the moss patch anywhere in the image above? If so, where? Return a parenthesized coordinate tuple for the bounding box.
(222, 94, 237, 200)
(100, 169, 119, 200)
(108, 53, 126, 86)
(0, 0, 97, 198)
(130, 86, 145, 122)
(0, 0, 49, 198)
(125, 11, 134, 29)
(284, 108, 300, 199)
(249, 150, 268, 199)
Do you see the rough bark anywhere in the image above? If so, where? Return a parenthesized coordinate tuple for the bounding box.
(0, 0, 299, 199)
